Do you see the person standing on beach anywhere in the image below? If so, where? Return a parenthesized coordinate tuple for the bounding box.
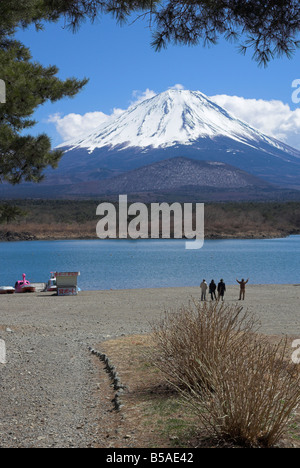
(236, 278, 249, 300)
(200, 279, 208, 301)
(209, 280, 217, 301)
(217, 279, 226, 301)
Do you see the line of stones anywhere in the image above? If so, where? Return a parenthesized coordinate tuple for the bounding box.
(89, 347, 126, 411)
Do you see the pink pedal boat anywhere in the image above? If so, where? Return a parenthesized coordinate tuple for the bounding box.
(15, 274, 36, 293)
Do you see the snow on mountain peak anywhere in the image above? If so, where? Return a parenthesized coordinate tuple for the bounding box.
(58, 89, 292, 154)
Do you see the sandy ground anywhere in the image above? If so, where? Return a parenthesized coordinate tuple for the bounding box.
(0, 284, 299, 448)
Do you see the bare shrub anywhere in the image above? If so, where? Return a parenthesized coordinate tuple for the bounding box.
(151, 300, 259, 392)
(151, 300, 300, 447)
(186, 337, 300, 447)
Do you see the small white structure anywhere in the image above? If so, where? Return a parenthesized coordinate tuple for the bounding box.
(55, 272, 80, 296)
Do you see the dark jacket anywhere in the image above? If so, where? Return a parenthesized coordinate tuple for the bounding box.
(218, 281, 226, 295)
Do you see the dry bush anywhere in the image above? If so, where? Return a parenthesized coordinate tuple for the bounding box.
(151, 301, 300, 447)
(151, 300, 259, 391)
(186, 336, 300, 447)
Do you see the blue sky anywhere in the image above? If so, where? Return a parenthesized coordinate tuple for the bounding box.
(16, 13, 300, 148)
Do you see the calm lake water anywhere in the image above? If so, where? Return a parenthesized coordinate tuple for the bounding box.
(0, 236, 299, 291)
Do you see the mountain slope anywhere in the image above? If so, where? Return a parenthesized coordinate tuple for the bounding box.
(50, 157, 300, 202)
(1, 157, 299, 201)
(92, 157, 271, 193)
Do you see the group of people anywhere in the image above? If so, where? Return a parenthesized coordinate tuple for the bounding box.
(200, 278, 249, 301)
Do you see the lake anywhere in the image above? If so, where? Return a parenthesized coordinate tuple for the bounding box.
(0, 236, 299, 290)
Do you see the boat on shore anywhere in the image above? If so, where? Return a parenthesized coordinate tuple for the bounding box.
(0, 286, 15, 295)
(15, 274, 36, 293)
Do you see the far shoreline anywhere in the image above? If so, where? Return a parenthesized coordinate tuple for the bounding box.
(1, 232, 299, 243)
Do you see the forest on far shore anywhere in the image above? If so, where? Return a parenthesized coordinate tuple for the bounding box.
(0, 200, 299, 241)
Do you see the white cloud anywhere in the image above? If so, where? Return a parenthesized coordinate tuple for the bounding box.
(169, 83, 185, 90)
(48, 111, 110, 142)
(130, 88, 157, 105)
(211, 94, 300, 149)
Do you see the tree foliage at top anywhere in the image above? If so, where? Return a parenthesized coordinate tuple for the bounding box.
(2, 1, 300, 67)
(5, 0, 298, 67)
(151, 0, 300, 67)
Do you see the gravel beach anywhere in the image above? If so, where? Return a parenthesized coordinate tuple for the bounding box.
(0, 284, 299, 448)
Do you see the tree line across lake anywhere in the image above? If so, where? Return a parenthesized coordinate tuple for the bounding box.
(0, 200, 299, 241)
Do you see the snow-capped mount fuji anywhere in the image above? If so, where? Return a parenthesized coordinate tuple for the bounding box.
(53, 89, 300, 190)
(59, 89, 297, 155)
(1, 89, 299, 200)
